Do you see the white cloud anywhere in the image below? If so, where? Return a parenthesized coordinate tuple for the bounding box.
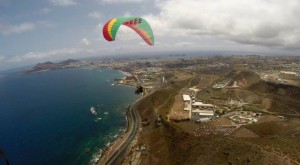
(88, 11, 102, 19)
(95, 23, 104, 34)
(175, 42, 197, 47)
(145, 0, 300, 49)
(0, 23, 35, 36)
(6, 56, 22, 63)
(100, 0, 144, 4)
(0, 21, 56, 36)
(0, 48, 85, 70)
(37, 21, 56, 28)
(38, 8, 51, 14)
(0, 55, 5, 61)
(0, 48, 78, 63)
(123, 11, 132, 17)
(80, 38, 90, 46)
(23, 48, 83, 60)
(49, 0, 77, 6)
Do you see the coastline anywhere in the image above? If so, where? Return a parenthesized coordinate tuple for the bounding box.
(115, 69, 138, 87)
(94, 92, 148, 165)
(94, 103, 135, 165)
(19, 66, 139, 165)
(119, 70, 132, 78)
(2, 67, 140, 165)
(93, 69, 139, 165)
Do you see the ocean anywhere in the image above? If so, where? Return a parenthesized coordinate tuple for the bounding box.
(0, 68, 138, 165)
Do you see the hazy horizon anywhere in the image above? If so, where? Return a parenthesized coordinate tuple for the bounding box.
(1, 0, 300, 70)
(2, 49, 300, 72)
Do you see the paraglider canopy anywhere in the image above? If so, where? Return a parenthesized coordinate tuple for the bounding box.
(102, 17, 154, 46)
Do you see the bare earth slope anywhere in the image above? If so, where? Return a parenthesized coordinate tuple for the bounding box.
(134, 69, 300, 165)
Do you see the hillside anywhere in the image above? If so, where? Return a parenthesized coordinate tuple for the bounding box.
(26, 59, 80, 73)
(134, 69, 300, 165)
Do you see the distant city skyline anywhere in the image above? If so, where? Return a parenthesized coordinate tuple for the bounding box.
(1, 0, 300, 70)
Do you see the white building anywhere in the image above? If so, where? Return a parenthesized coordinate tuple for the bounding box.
(182, 94, 214, 121)
(280, 71, 298, 80)
(192, 102, 214, 110)
(192, 110, 214, 116)
(197, 117, 211, 122)
(191, 102, 214, 121)
(183, 95, 192, 111)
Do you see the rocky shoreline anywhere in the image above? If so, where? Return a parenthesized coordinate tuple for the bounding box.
(95, 103, 137, 165)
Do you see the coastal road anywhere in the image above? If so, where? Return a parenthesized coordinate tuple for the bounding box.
(103, 99, 141, 165)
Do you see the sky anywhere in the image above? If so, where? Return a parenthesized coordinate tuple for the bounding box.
(0, 0, 300, 70)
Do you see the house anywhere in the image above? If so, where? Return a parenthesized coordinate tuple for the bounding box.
(183, 94, 192, 111)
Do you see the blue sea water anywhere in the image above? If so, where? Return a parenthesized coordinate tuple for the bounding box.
(0, 68, 138, 165)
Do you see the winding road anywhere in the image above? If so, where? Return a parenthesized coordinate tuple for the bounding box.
(103, 100, 141, 165)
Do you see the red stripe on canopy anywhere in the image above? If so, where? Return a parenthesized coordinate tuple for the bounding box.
(103, 20, 113, 41)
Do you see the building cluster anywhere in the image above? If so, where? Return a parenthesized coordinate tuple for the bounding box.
(117, 75, 137, 85)
(212, 79, 232, 89)
(135, 67, 163, 86)
(183, 94, 215, 122)
(124, 139, 147, 165)
(227, 99, 248, 108)
(226, 111, 262, 125)
(259, 70, 300, 84)
(280, 71, 299, 80)
(212, 79, 241, 89)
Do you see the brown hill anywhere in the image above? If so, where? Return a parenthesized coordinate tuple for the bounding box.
(32, 61, 55, 71)
(26, 59, 80, 73)
(135, 69, 300, 165)
(227, 70, 300, 114)
(58, 59, 79, 65)
(249, 81, 300, 99)
(231, 70, 261, 88)
(230, 70, 300, 99)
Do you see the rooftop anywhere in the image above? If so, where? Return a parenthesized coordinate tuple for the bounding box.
(183, 94, 191, 101)
(193, 102, 213, 107)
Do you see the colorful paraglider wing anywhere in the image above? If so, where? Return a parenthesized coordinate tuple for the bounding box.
(122, 17, 154, 45)
(103, 17, 127, 42)
(102, 17, 154, 45)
